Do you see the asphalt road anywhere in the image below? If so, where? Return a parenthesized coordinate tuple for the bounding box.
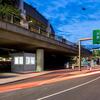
(0, 73, 100, 100)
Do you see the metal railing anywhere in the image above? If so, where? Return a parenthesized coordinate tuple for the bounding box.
(0, 13, 21, 25)
(55, 35, 77, 47)
(0, 12, 77, 47)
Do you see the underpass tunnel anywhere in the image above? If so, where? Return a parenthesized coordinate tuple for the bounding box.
(44, 52, 72, 70)
(0, 48, 27, 73)
(0, 48, 12, 72)
(0, 47, 74, 72)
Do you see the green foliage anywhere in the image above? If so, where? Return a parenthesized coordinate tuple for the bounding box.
(0, 0, 18, 6)
(0, 4, 20, 16)
(93, 49, 100, 57)
(0, 0, 2, 4)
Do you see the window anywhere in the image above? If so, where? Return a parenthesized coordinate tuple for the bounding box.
(19, 57, 23, 64)
(14, 57, 19, 64)
(14, 57, 23, 64)
(26, 57, 30, 64)
(30, 57, 35, 64)
(26, 57, 35, 65)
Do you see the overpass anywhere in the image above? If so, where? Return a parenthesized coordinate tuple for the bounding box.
(0, 20, 91, 72)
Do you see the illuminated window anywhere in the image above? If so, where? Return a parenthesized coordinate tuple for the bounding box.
(14, 57, 23, 64)
(26, 57, 35, 65)
(26, 57, 30, 64)
(30, 57, 35, 64)
(19, 57, 23, 64)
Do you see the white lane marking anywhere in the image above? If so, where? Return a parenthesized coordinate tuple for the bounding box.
(37, 76, 100, 100)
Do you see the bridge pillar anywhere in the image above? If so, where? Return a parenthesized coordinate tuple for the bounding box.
(36, 49, 44, 72)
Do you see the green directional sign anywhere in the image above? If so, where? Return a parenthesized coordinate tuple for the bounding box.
(93, 30, 100, 44)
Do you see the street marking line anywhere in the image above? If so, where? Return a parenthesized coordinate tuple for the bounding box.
(36, 76, 100, 100)
(0, 71, 100, 93)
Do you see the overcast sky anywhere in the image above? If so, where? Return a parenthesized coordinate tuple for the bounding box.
(24, 0, 100, 45)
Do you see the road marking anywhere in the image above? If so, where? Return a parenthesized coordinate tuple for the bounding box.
(37, 76, 100, 100)
(0, 71, 100, 94)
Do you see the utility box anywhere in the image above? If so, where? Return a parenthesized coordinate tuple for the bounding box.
(11, 53, 36, 73)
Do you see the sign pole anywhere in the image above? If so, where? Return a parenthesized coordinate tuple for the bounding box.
(78, 38, 92, 71)
(79, 40, 81, 71)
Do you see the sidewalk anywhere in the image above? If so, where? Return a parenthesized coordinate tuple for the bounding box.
(0, 66, 100, 93)
(0, 66, 100, 85)
(0, 71, 51, 85)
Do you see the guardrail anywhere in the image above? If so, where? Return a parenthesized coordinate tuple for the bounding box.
(0, 12, 77, 47)
(0, 13, 21, 25)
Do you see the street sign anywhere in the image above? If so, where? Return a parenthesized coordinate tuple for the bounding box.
(93, 30, 100, 44)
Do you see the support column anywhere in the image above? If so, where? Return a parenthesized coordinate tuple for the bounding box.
(36, 49, 44, 72)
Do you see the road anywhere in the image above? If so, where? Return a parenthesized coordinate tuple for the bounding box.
(0, 72, 100, 100)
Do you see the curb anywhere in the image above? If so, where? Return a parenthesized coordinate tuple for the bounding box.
(0, 67, 100, 85)
(0, 72, 52, 85)
(0, 69, 100, 93)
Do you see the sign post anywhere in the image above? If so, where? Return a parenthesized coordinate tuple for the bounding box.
(78, 29, 100, 70)
(78, 38, 92, 71)
(78, 40, 81, 71)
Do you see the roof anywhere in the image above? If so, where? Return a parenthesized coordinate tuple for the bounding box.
(24, 2, 55, 34)
(24, 2, 48, 25)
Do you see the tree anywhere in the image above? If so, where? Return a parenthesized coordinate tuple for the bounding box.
(0, 0, 20, 15)
(0, 0, 19, 7)
(93, 49, 100, 57)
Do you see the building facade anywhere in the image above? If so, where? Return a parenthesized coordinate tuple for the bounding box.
(0, 0, 56, 72)
(0, 0, 55, 37)
(24, 2, 55, 37)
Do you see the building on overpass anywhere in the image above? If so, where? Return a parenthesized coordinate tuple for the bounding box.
(0, 0, 55, 37)
(0, 0, 92, 73)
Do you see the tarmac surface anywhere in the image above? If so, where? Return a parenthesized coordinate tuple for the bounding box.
(0, 67, 100, 100)
(0, 67, 100, 92)
(0, 67, 99, 85)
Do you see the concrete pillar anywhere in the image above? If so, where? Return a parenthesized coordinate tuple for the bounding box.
(36, 49, 44, 72)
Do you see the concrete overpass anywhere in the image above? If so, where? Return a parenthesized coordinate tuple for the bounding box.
(0, 20, 91, 72)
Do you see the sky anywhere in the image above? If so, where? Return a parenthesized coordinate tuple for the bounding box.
(24, 0, 100, 45)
